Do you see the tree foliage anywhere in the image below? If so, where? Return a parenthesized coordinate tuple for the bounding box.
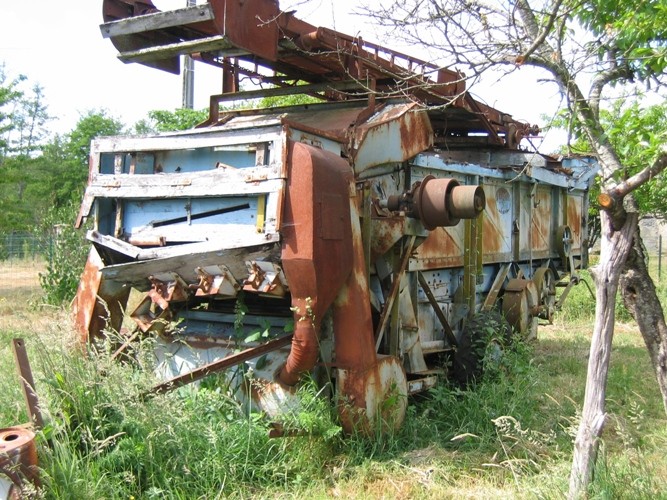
(137, 107, 208, 133)
(571, 0, 667, 80)
(0, 64, 27, 157)
(599, 100, 667, 217)
(66, 110, 124, 169)
(259, 92, 320, 108)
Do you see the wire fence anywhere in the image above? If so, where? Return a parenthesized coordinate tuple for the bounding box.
(0, 233, 50, 262)
(0, 233, 50, 299)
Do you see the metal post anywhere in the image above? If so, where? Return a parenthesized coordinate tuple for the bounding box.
(659, 235, 662, 282)
(182, 0, 196, 109)
(12, 339, 44, 429)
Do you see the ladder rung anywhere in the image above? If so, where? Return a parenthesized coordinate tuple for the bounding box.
(101, 4, 215, 38)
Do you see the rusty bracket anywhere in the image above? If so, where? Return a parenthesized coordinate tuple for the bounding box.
(417, 272, 458, 348)
(243, 262, 266, 290)
(243, 261, 287, 297)
(147, 274, 190, 308)
(146, 334, 294, 397)
(192, 265, 240, 297)
(11, 339, 44, 430)
(194, 267, 216, 294)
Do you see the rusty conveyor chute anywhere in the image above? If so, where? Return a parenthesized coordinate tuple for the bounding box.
(101, 0, 538, 146)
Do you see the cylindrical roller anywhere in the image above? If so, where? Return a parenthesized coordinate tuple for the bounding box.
(414, 175, 460, 229)
(448, 185, 486, 219)
(414, 175, 486, 229)
(0, 427, 39, 492)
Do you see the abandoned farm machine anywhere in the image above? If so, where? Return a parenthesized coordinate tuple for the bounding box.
(72, 0, 598, 432)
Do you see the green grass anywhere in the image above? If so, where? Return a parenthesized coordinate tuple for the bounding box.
(1, 260, 667, 498)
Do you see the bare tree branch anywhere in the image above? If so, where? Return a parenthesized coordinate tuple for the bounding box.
(600, 149, 667, 206)
(516, 0, 564, 64)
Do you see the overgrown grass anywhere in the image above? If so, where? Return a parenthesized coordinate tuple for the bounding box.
(1, 260, 667, 498)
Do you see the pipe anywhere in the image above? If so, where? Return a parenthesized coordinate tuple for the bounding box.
(279, 309, 320, 386)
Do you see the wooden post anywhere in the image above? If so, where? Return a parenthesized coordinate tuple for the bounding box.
(568, 212, 637, 498)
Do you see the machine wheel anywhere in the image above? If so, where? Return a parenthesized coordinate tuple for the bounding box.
(502, 278, 539, 339)
(556, 225, 573, 261)
(452, 311, 512, 385)
(532, 267, 556, 322)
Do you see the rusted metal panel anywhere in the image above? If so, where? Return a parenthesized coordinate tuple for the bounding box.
(148, 334, 293, 396)
(481, 184, 513, 258)
(100, 242, 280, 291)
(209, 0, 280, 61)
(72, 247, 131, 343)
(278, 142, 355, 385)
(567, 193, 585, 252)
(412, 226, 465, 270)
(353, 104, 433, 173)
(332, 175, 408, 432)
(530, 186, 554, 254)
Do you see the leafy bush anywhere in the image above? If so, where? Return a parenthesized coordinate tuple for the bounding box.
(38, 203, 88, 305)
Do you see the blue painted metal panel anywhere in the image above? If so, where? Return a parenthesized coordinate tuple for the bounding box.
(123, 196, 258, 234)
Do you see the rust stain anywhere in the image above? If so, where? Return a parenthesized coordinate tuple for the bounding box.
(398, 110, 432, 159)
(416, 227, 461, 262)
(531, 190, 552, 252)
(371, 216, 406, 262)
(483, 215, 504, 254)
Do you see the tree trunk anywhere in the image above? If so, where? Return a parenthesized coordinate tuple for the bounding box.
(620, 224, 667, 415)
(568, 211, 638, 499)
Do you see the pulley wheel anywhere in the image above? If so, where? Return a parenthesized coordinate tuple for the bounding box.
(502, 278, 539, 338)
(556, 225, 573, 261)
(532, 267, 556, 322)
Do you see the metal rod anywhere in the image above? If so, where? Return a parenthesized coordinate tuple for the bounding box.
(12, 339, 44, 429)
(374, 235, 416, 351)
(147, 334, 293, 396)
(151, 203, 250, 227)
(417, 272, 458, 347)
(111, 329, 142, 361)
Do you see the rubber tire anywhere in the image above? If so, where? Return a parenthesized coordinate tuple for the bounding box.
(451, 311, 512, 385)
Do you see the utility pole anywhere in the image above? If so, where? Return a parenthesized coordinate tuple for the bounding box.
(182, 0, 196, 108)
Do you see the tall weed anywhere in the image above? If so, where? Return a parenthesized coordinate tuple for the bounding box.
(25, 334, 343, 497)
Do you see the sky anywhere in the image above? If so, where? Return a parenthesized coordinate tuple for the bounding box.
(0, 0, 567, 151)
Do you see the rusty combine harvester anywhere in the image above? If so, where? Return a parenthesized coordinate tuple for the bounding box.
(73, 0, 598, 431)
